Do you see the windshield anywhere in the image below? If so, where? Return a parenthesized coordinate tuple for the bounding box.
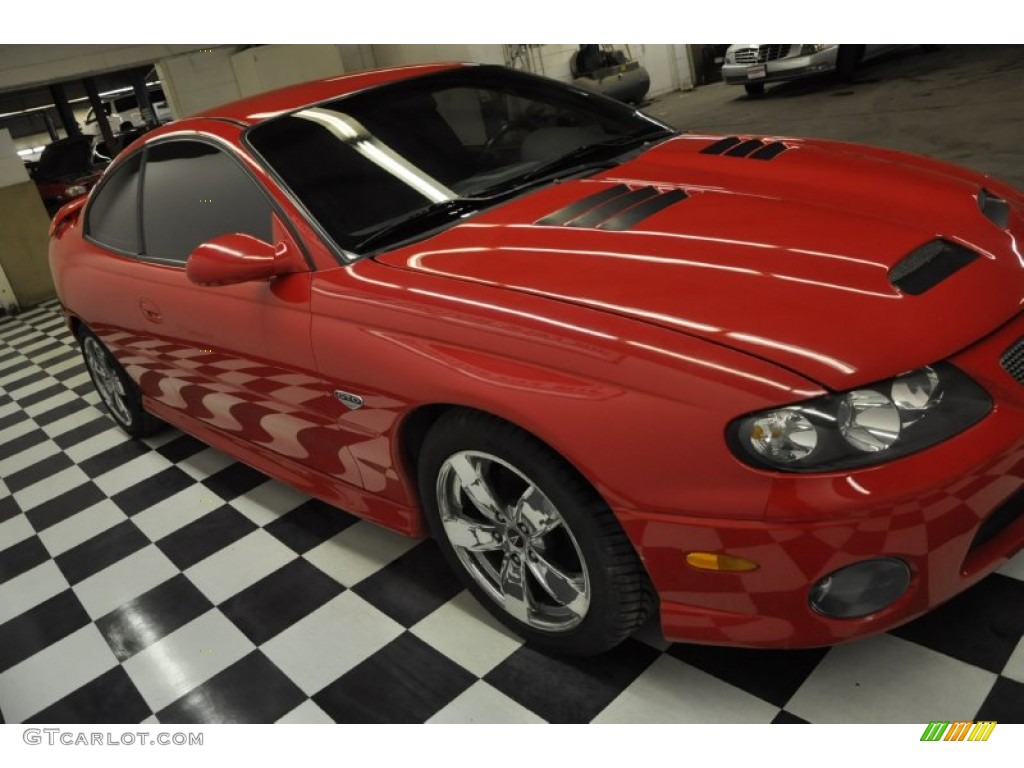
(246, 66, 673, 256)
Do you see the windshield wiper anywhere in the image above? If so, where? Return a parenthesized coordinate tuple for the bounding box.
(352, 198, 488, 254)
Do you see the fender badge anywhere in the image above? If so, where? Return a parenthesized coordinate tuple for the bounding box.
(333, 390, 364, 410)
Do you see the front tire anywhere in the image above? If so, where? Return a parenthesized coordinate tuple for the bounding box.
(418, 410, 653, 656)
(80, 328, 162, 437)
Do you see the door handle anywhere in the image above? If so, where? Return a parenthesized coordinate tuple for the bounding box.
(139, 298, 163, 324)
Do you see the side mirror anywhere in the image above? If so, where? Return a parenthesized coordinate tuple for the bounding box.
(186, 233, 279, 287)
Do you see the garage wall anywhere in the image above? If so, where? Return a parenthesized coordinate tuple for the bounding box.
(371, 45, 505, 68)
(0, 129, 54, 311)
(230, 45, 348, 98)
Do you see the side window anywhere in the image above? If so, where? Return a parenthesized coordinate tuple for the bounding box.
(142, 141, 272, 264)
(86, 152, 141, 253)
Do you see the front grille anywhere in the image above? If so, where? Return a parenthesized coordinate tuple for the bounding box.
(733, 45, 791, 65)
(967, 486, 1024, 555)
(1001, 337, 1024, 384)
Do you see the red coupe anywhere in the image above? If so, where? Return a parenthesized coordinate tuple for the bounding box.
(48, 63, 1024, 655)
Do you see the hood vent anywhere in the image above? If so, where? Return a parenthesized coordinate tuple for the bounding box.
(1000, 336, 1024, 386)
(700, 136, 789, 161)
(889, 239, 980, 295)
(537, 184, 688, 231)
(979, 188, 1010, 229)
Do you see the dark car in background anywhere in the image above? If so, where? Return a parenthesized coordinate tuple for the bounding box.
(34, 135, 110, 215)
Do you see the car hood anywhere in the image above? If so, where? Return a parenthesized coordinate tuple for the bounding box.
(376, 134, 1024, 390)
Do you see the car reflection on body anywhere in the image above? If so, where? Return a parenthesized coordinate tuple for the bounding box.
(49, 63, 1024, 655)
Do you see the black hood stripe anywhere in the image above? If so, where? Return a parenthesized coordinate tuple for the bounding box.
(536, 184, 630, 226)
(537, 185, 689, 231)
(702, 136, 790, 161)
(599, 189, 688, 231)
(700, 136, 743, 155)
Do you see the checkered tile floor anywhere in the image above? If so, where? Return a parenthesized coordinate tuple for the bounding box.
(1, 300, 1023, 724)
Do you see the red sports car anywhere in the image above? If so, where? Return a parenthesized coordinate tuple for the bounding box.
(48, 63, 1024, 655)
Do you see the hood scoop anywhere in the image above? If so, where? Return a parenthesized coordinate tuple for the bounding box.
(537, 183, 688, 231)
(700, 136, 790, 161)
(979, 188, 1010, 229)
(889, 239, 980, 295)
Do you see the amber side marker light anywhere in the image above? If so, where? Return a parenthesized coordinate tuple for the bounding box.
(685, 552, 759, 572)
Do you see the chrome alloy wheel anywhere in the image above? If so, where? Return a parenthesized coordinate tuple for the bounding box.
(435, 450, 590, 632)
(83, 336, 132, 427)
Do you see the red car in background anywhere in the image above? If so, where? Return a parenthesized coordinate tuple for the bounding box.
(48, 63, 1024, 655)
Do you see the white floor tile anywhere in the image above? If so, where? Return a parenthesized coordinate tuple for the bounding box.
(1003, 636, 1024, 684)
(13, 465, 89, 511)
(786, 634, 998, 723)
(428, 681, 546, 724)
(41, 406, 105, 438)
(37, 499, 125, 557)
(276, 699, 335, 724)
(412, 591, 522, 677)
(23, 390, 78, 418)
(0, 624, 117, 723)
(229, 479, 310, 526)
(0, 416, 41, 445)
(177, 447, 237, 481)
(73, 546, 180, 619)
(185, 530, 297, 604)
(62, 371, 92, 390)
(0, 439, 59, 477)
(122, 610, 255, 712)
(261, 591, 404, 696)
(131, 485, 226, 542)
(998, 549, 1024, 581)
(94, 452, 174, 496)
(0, 514, 35, 551)
(304, 520, 418, 587)
(65, 427, 131, 463)
(595, 654, 780, 724)
(0, 561, 69, 626)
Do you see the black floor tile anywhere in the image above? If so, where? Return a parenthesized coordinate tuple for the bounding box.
(35, 399, 92, 427)
(202, 463, 269, 500)
(16, 383, 66, 408)
(667, 644, 829, 708)
(155, 505, 257, 571)
(112, 466, 197, 516)
(25, 481, 107, 533)
(263, 498, 358, 554)
(975, 676, 1024, 723)
(351, 540, 462, 627)
(218, 558, 343, 645)
(3, 368, 47, 392)
(96, 574, 214, 662)
(892, 573, 1024, 674)
(0, 409, 29, 432)
(26, 665, 152, 724)
(772, 710, 810, 724)
(0, 535, 50, 585)
(53, 417, 113, 450)
(485, 638, 660, 723)
(157, 651, 306, 724)
(53, 363, 87, 382)
(79, 439, 153, 478)
(55, 520, 150, 584)
(314, 633, 475, 723)
(156, 434, 208, 464)
(5, 451, 72, 493)
(0, 496, 20, 525)
(0, 590, 91, 673)
(0, 428, 47, 461)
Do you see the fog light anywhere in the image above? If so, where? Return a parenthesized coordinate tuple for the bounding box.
(809, 558, 910, 618)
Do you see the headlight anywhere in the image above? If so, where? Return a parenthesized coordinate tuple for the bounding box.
(730, 363, 991, 472)
(799, 44, 828, 55)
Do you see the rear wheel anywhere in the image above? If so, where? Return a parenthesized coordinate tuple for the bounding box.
(744, 82, 765, 96)
(419, 410, 654, 656)
(80, 328, 162, 437)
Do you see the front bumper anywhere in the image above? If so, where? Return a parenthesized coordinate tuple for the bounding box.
(622, 312, 1024, 647)
(723, 46, 840, 87)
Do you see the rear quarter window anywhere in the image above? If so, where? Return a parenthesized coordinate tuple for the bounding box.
(85, 153, 142, 254)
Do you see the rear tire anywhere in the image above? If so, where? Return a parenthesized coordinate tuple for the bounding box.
(418, 409, 654, 656)
(79, 327, 163, 438)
